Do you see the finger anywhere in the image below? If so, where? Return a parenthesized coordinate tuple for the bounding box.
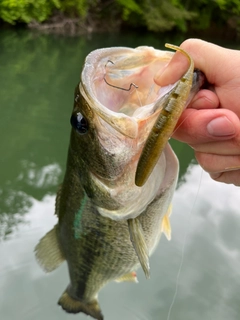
(188, 89, 219, 110)
(154, 50, 189, 86)
(180, 39, 239, 86)
(195, 152, 240, 173)
(210, 170, 240, 186)
(172, 109, 239, 144)
(191, 139, 240, 155)
(156, 39, 240, 89)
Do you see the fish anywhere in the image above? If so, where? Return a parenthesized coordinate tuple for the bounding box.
(35, 44, 204, 320)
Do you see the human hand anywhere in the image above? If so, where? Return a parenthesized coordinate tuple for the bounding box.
(155, 39, 240, 186)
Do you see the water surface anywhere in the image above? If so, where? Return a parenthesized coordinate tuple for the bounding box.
(0, 29, 240, 320)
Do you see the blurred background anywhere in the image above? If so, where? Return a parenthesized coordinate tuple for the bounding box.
(0, 1, 240, 320)
(0, 0, 240, 39)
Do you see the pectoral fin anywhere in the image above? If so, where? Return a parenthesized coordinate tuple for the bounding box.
(35, 225, 65, 272)
(161, 204, 172, 241)
(128, 218, 150, 279)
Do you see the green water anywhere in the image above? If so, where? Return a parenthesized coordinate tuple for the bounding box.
(0, 29, 240, 320)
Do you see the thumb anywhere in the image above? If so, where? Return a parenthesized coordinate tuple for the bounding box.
(180, 39, 237, 86)
(155, 39, 237, 87)
(172, 108, 239, 144)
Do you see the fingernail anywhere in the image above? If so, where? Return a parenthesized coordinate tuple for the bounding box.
(191, 96, 217, 109)
(154, 64, 168, 86)
(210, 172, 222, 180)
(207, 116, 236, 137)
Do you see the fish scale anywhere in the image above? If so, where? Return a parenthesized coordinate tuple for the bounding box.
(35, 44, 205, 320)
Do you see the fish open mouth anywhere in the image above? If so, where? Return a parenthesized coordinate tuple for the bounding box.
(80, 45, 200, 187)
(80, 46, 175, 139)
(91, 54, 171, 117)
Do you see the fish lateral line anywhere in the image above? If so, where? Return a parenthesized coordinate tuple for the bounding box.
(74, 193, 87, 240)
(135, 43, 194, 187)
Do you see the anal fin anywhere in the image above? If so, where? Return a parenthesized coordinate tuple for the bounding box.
(161, 204, 172, 241)
(58, 289, 103, 320)
(115, 271, 138, 283)
(35, 225, 65, 272)
(128, 218, 150, 279)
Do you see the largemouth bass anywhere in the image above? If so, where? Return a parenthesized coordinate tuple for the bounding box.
(35, 44, 204, 320)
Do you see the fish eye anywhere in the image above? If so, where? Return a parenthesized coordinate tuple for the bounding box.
(70, 112, 88, 134)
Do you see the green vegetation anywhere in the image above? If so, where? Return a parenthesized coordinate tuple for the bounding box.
(0, 0, 96, 24)
(0, 0, 240, 35)
(0, 0, 59, 24)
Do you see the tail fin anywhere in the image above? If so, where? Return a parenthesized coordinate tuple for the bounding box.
(58, 289, 103, 320)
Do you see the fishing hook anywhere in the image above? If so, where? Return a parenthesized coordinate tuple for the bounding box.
(104, 60, 138, 91)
